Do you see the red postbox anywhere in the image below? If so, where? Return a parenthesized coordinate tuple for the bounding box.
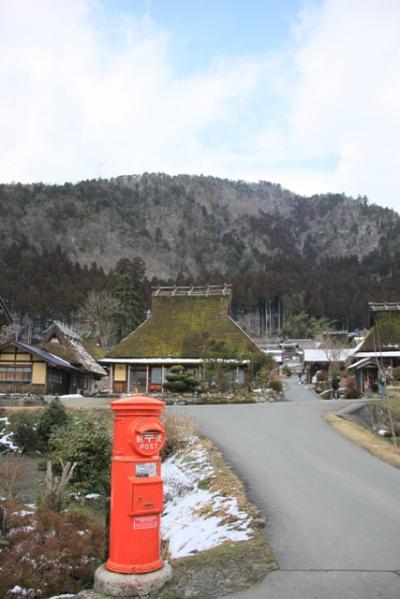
(106, 395, 166, 575)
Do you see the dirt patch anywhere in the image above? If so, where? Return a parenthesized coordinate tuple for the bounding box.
(325, 412, 400, 469)
(159, 536, 277, 599)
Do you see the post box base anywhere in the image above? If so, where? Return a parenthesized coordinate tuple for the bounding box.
(93, 562, 172, 598)
(105, 557, 164, 574)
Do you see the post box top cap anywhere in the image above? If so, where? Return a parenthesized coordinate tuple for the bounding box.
(110, 395, 165, 411)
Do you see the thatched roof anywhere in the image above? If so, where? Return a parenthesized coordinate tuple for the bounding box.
(107, 292, 259, 359)
(358, 306, 400, 352)
(41, 321, 106, 376)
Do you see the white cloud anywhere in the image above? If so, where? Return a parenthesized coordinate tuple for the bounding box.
(0, 0, 400, 211)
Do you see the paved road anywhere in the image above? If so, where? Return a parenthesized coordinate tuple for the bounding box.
(183, 382, 400, 598)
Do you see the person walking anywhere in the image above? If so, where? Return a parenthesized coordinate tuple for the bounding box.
(331, 374, 340, 398)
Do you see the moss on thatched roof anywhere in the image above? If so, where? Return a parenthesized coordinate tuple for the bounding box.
(359, 310, 400, 352)
(107, 295, 260, 359)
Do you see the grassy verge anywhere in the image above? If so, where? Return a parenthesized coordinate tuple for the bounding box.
(325, 412, 400, 469)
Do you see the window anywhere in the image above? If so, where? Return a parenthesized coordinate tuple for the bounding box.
(0, 365, 31, 382)
(48, 370, 63, 385)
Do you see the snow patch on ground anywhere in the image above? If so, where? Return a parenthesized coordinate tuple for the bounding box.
(0, 417, 20, 452)
(161, 439, 252, 559)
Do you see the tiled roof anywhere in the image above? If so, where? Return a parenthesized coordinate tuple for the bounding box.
(0, 341, 78, 370)
(107, 294, 260, 359)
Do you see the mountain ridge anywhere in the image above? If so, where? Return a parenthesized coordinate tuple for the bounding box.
(1, 173, 398, 280)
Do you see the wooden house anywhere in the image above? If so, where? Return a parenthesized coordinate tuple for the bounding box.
(40, 321, 107, 395)
(0, 340, 78, 395)
(101, 285, 261, 393)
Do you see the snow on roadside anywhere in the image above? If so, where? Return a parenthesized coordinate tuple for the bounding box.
(161, 439, 252, 559)
(0, 417, 20, 452)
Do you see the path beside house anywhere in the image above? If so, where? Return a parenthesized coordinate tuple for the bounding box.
(183, 399, 400, 598)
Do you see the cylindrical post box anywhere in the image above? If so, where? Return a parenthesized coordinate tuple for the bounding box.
(106, 395, 166, 574)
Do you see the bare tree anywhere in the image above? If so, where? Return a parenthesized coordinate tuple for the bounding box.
(39, 459, 77, 511)
(0, 455, 29, 500)
(78, 290, 119, 347)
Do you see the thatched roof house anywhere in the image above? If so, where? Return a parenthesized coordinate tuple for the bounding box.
(101, 285, 260, 393)
(350, 302, 400, 394)
(355, 302, 400, 355)
(40, 321, 106, 394)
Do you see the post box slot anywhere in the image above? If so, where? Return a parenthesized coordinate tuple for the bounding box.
(131, 480, 163, 515)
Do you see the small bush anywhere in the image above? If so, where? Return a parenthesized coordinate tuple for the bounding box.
(344, 386, 361, 399)
(164, 365, 200, 393)
(268, 380, 283, 393)
(49, 414, 112, 496)
(282, 365, 292, 377)
(392, 366, 400, 381)
(0, 506, 104, 598)
(7, 411, 40, 453)
(160, 412, 194, 460)
(37, 398, 70, 448)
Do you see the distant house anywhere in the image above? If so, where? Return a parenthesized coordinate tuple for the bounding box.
(303, 348, 354, 381)
(101, 285, 261, 394)
(349, 302, 400, 393)
(40, 321, 107, 395)
(0, 340, 78, 395)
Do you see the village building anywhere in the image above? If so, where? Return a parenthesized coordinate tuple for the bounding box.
(303, 348, 354, 382)
(349, 302, 400, 393)
(101, 285, 261, 394)
(0, 339, 78, 395)
(40, 321, 107, 394)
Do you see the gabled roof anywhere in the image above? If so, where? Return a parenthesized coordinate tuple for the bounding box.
(41, 321, 106, 376)
(303, 348, 354, 363)
(0, 298, 12, 327)
(0, 340, 78, 370)
(106, 291, 260, 359)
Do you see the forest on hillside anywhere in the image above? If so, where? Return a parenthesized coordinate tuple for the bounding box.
(2, 174, 400, 340)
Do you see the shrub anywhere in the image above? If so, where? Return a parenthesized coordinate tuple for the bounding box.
(392, 366, 400, 381)
(37, 398, 70, 448)
(252, 353, 274, 376)
(344, 386, 361, 399)
(7, 411, 40, 453)
(268, 380, 283, 393)
(49, 415, 112, 496)
(0, 506, 104, 598)
(282, 365, 292, 377)
(164, 365, 200, 393)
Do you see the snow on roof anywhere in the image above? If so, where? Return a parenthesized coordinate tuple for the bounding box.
(303, 348, 354, 363)
(42, 321, 106, 376)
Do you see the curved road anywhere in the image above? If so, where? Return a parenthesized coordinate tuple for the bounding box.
(184, 380, 400, 598)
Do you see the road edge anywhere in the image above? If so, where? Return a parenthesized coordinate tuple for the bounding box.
(325, 410, 400, 469)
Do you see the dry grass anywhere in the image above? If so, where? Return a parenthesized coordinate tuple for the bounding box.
(161, 411, 195, 460)
(326, 412, 400, 469)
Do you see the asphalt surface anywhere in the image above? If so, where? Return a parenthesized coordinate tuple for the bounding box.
(183, 380, 400, 598)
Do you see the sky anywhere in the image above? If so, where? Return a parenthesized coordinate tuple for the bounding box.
(0, 0, 400, 210)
